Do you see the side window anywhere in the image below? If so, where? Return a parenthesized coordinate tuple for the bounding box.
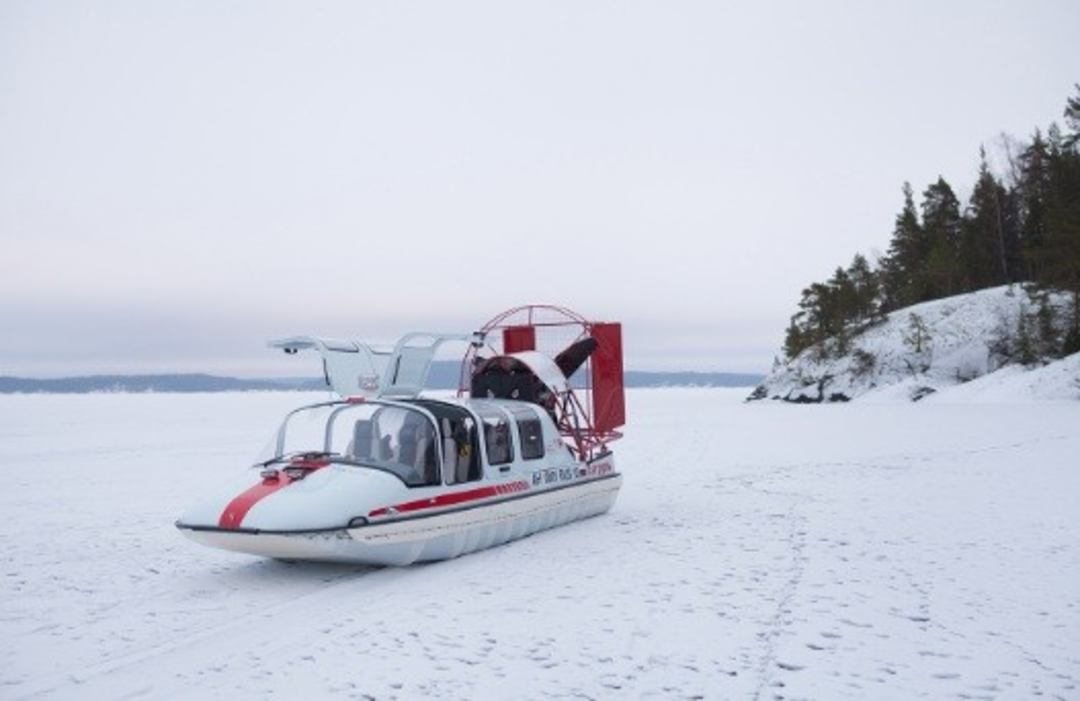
(439, 415, 481, 485)
(478, 409, 514, 465)
(511, 407, 544, 460)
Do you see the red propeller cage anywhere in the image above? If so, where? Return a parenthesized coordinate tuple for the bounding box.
(458, 305, 625, 460)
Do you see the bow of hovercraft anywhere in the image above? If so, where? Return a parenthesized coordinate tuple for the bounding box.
(176, 398, 456, 564)
(175, 458, 430, 563)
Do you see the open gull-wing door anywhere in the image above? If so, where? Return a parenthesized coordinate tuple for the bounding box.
(269, 336, 390, 399)
(378, 333, 472, 398)
(270, 333, 472, 400)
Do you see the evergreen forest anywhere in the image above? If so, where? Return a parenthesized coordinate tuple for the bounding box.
(783, 86, 1080, 363)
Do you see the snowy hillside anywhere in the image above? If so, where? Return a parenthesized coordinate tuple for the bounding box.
(924, 350, 1080, 402)
(751, 286, 1079, 402)
(2, 389, 1079, 699)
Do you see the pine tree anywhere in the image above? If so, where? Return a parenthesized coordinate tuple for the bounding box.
(921, 177, 963, 299)
(783, 283, 832, 360)
(962, 148, 1010, 289)
(903, 313, 932, 372)
(1063, 83, 1080, 150)
(1015, 311, 1037, 366)
(783, 315, 808, 361)
(847, 253, 880, 323)
(803, 281, 839, 338)
(1001, 185, 1025, 285)
(826, 267, 857, 354)
(881, 182, 924, 310)
(1037, 121, 1080, 351)
(1032, 289, 1060, 358)
(1018, 130, 1051, 280)
(827, 267, 858, 323)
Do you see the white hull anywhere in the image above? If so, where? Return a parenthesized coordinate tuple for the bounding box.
(179, 474, 621, 566)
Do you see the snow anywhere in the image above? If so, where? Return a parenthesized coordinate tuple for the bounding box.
(2, 389, 1079, 699)
(755, 285, 1078, 403)
(927, 352, 1080, 403)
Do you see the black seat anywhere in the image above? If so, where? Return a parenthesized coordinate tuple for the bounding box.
(352, 419, 374, 460)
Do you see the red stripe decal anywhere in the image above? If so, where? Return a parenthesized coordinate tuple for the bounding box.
(218, 463, 328, 529)
(219, 477, 293, 529)
(368, 480, 530, 518)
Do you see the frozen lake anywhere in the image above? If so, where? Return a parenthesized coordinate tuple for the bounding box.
(1, 389, 1078, 699)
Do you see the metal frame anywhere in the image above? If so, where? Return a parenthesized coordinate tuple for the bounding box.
(457, 305, 623, 461)
(269, 398, 447, 485)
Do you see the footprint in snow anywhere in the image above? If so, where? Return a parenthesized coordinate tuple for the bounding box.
(839, 618, 873, 628)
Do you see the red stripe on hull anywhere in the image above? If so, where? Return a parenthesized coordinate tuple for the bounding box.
(368, 480, 529, 518)
(218, 478, 293, 529)
(219, 458, 332, 529)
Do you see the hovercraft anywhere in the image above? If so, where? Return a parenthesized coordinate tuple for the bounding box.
(176, 306, 625, 565)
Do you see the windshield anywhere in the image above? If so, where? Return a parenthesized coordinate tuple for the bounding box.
(256, 402, 441, 487)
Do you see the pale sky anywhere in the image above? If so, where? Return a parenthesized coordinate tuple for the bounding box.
(2, 1, 1078, 377)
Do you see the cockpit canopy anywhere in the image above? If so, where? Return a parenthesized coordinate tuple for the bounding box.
(256, 401, 481, 488)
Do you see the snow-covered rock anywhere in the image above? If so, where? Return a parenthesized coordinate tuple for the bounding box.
(929, 351, 1080, 402)
(751, 285, 1078, 402)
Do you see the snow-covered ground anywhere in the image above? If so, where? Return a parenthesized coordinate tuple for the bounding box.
(2, 389, 1078, 700)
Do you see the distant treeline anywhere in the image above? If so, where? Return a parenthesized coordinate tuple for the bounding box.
(0, 368, 763, 394)
(0, 374, 310, 394)
(784, 86, 1080, 362)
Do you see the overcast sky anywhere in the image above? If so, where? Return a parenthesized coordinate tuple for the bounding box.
(2, 1, 1078, 377)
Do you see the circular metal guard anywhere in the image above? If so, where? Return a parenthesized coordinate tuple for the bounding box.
(458, 305, 623, 461)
